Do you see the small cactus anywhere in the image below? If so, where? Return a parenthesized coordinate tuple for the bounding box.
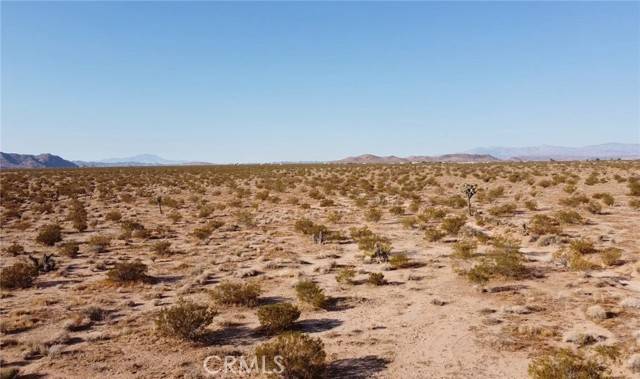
(28, 253, 57, 273)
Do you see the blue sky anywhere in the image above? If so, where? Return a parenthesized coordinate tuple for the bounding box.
(1, 2, 639, 163)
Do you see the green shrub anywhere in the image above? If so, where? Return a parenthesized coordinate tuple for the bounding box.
(488, 203, 517, 217)
(389, 252, 412, 269)
(254, 332, 326, 379)
(152, 241, 173, 256)
(441, 215, 466, 235)
(424, 228, 445, 242)
(295, 280, 327, 309)
(569, 239, 597, 255)
(257, 303, 300, 334)
(335, 268, 356, 284)
(452, 239, 477, 259)
(210, 281, 261, 307)
(600, 248, 622, 267)
(554, 210, 583, 225)
(0, 262, 38, 290)
(528, 348, 611, 379)
(87, 235, 111, 253)
(367, 272, 386, 286)
(36, 224, 62, 246)
(365, 207, 382, 222)
(529, 214, 561, 235)
(155, 298, 216, 341)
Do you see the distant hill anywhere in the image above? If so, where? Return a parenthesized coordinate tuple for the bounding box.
(336, 153, 499, 164)
(0, 152, 78, 169)
(466, 143, 640, 161)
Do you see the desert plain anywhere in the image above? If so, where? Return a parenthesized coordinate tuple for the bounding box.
(1, 161, 639, 378)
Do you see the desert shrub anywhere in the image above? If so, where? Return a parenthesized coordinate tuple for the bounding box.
(553, 248, 599, 271)
(210, 281, 261, 307)
(167, 210, 182, 223)
(389, 252, 412, 269)
(528, 348, 611, 379)
(418, 207, 447, 222)
(569, 239, 597, 255)
(152, 241, 173, 256)
(294, 219, 327, 236)
(441, 215, 466, 235)
(529, 214, 561, 235)
(319, 198, 334, 207)
(584, 173, 600, 186)
(538, 179, 552, 188)
(68, 200, 88, 232)
(488, 203, 517, 217)
(424, 228, 445, 242)
(255, 190, 270, 201)
(106, 260, 148, 283)
(105, 210, 122, 222)
(0, 367, 19, 379)
(3, 242, 24, 256)
(524, 200, 537, 211)
(585, 200, 602, 214)
(628, 177, 640, 196)
(628, 199, 640, 209)
(400, 216, 418, 229)
(87, 235, 111, 253)
(335, 268, 356, 284)
(367, 272, 386, 286)
(36, 224, 62, 246)
(0, 262, 38, 290)
(600, 247, 622, 267)
(254, 332, 326, 379)
(257, 303, 300, 334)
(452, 239, 477, 259)
(389, 205, 404, 215)
(350, 227, 390, 253)
(559, 194, 589, 207)
(326, 211, 342, 224)
(365, 207, 382, 222)
(235, 210, 255, 226)
(554, 210, 584, 225)
(467, 243, 526, 283)
(120, 219, 148, 239)
(295, 280, 327, 309)
(592, 193, 614, 206)
(58, 241, 80, 258)
(155, 298, 216, 341)
(563, 184, 577, 194)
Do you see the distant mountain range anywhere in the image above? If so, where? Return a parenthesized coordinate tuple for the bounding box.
(1, 143, 638, 169)
(73, 154, 195, 167)
(336, 153, 499, 164)
(465, 143, 639, 161)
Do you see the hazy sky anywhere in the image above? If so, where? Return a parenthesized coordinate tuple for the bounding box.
(1, 1, 639, 163)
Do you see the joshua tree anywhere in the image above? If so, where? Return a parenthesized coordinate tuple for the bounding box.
(461, 183, 478, 215)
(156, 196, 163, 215)
(312, 230, 325, 245)
(372, 242, 389, 263)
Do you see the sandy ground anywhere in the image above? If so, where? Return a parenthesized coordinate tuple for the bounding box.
(1, 161, 639, 378)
